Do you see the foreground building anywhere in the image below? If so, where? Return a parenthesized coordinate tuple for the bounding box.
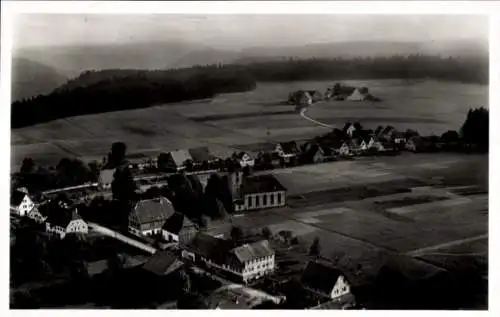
(231, 174, 287, 212)
(161, 212, 197, 244)
(45, 207, 88, 239)
(128, 196, 175, 237)
(182, 233, 275, 283)
(300, 261, 352, 301)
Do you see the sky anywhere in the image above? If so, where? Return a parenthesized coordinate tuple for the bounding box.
(13, 14, 488, 50)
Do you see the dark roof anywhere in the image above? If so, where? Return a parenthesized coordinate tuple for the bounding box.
(46, 208, 83, 228)
(188, 147, 212, 162)
(241, 175, 286, 194)
(301, 261, 346, 296)
(142, 251, 184, 276)
(11, 190, 26, 206)
(133, 197, 175, 224)
(185, 233, 233, 264)
(168, 150, 192, 166)
(279, 142, 301, 155)
(231, 240, 274, 264)
(162, 212, 196, 234)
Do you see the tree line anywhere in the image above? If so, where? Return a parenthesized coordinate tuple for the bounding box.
(12, 55, 487, 128)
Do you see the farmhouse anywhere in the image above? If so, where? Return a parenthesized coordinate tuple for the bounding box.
(98, 168, 115, 191)
(346, 88, 366, 101)
(128, 196, 175, 237)
(161, 212, 197, 244)
(234, 152, 255, 168)
(378, 126, 396, 141)
(303, 143, 336, 163)
(142, 251, 184, 277)
(343, 123, 358, 138)
(289, 90, 313, 106)
(301, 261, 352, 301)
(160, 149, 193, 172)
(126, 153, 157, 171)
(182, 233, 275, 283)
(45, 208, 88, 239)
(27, 206, 48, 224)
(308, 90, 324, 103)
(329, 140, 350, 157)
(10, 188, 35, 217)
(275, 141, 301, 162)
(232, 174, 287, 212)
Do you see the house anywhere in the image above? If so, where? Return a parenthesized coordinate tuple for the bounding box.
(161, 212, 197, 245)
(208, 284, 284, 309)
(393, 131, 407, 144)
(126, 153, 157, 171)
(98, 168, 115, 191)
(378, 126, 396, 141)
(142, 251, 184, 276)
(289, 90, 312, 106)
(346, 88, 366, 101)
(343, 123, 357, 138)
(275, 141, 301, 162)
(27, 206, 48, 224)
(308, 90, 324, 103)
(128, 196, 175, 237)
(301, 261, 352, 301)
(234, 152, 255, 168)
(10, 188, 35, 217)
(303, 144, 336, 163)
(182, 234, 275, 283)
(405, 136, 430, 152)
(329, 139, 350, 157)
(159, 149, 193, 172)
(232, 174, 287, 212)
(188, 146, 215, 166)
(45, 207, 88, 239)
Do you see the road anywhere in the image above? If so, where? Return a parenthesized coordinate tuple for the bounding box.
(300, 108, 335, 129)
(405, 234, 488, 257)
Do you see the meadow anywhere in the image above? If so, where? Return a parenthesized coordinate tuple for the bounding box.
(11, 79, 487, 172)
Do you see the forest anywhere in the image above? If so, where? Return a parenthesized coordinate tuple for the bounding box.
(12, 55, 488, 128)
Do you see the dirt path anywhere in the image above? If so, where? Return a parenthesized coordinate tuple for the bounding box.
(300, 107, 335, 129)
(405, 234, 488, 257)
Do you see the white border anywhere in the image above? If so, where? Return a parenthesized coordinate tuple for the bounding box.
(1, 1, 498, 317)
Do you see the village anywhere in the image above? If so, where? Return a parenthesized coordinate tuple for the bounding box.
(10, 109, 474, 309)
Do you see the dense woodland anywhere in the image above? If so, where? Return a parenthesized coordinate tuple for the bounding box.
(12, 55, 487, 128)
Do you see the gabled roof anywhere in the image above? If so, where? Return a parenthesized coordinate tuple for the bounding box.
(188, 147, 212, 162)
(169, 149, 193, 166)
(235, 152, 253, 160)
(241, 175, 286, 194)
(231, 240, 274, 264)
(126, 153, 150, 164)
(46, 208, 83, 228)
(301, 261, 347, 296)
(185, 233, 233, 264)
(99, 168, 115, 184)
(142, 251, 184, 276)
(11, 190, 27, 206)
(133, 196, 175, 224)
(162, 212, 196, 234)
(279, 141, 300, 155)
(380, 126, 396, 135)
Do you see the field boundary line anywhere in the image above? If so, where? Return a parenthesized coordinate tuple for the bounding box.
(405, 234, 488, 257)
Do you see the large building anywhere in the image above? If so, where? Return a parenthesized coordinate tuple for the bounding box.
(230, 174, 287, 212)
(181, 233, 275, 283)
(128, 197, 175, 237)
(161, 212, 197, 245)
(10, 188, 35, 217)
(300, 261, 352, 301)
(45, 207, 88, 239)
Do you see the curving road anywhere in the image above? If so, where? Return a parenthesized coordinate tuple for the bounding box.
(299, 107, 335, 129)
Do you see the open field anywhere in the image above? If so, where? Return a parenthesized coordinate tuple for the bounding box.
(11, 79, 487, 171)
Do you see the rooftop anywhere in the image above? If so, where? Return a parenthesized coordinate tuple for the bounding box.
(301, 261, 348, 297)
(162, 212, 196, 234)
(231, 240, 274, 264)
(133, 196, 175, 224)
(142, 251, 184, 276)
(241, 174, 287, 195)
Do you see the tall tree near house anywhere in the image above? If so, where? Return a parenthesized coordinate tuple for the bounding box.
(460, 107, 489, 151)
(230, 226, 244, 245)
(111, 167, 137, 201)
(309, 236, 321, 256)
(374, 126, 384, 136)
(440, 130, 459, 143)
(20, 157, 35, 174)
(88, 161, 100, 182)
(262, 227, 272, 239)
(107, 142, 127, 168)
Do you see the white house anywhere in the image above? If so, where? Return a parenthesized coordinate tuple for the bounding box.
(128, 197, 175, 237)
(45, 208, 88, 239)
(235, 152, 255, 168)
(27, 207, 48, 224)
(346, 88, 366, 101)
(301, 261, 352, 300)
(232, 175, 287, 212)
(10, 188, 35, 217)
(98, 168, 115, 191)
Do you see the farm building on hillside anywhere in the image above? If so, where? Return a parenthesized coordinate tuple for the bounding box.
(126, 153, 157, 171)
(301, 261, 353, 301)
(10, 188, 35, 217)
(233, 152, 255, 168)
(159, 149, 193, 172)
(308, 90, 324, 103)
(288, 90, 313, 106)
(45, 207, 88, 239)
(98, 168, 115, 191)
(142, 251, 184, 277)
(161, 212, 197, 245)
(27, 206, 48, 224)
(275, 141, 301, 163)
(232, 174, 287, 212)
(128, 196, 175, 237)
(346, 88, 367, 101)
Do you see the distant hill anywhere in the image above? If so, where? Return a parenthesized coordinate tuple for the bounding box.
(14, 40, 488, 77)
(11, 58, 68, 101)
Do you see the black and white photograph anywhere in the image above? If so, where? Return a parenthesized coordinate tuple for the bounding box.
(2, 0, 495, 311)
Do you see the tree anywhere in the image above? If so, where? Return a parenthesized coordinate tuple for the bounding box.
(230, 226, 244, 244)
(441, 130, 459, 143)
(179, 269, 191, 294)
(460, 107, 489, 151)
(111, 167, 137, 201)
(108, 142, 127, 168)
(20, 157, 35, 174)
(262, 227, 272, 239)
(309, 237, 321, 256)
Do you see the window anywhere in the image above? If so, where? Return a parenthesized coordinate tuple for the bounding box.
(270, 194, 274, 205)
(277, 193, 282, 204)
(256, 195, 260, 207)
(247, 196, 252, 207)
(263, 194, 267, 206)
